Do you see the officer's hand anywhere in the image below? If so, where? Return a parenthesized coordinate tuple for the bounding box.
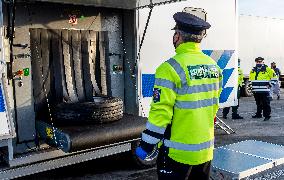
(135, 140, 155, 160)
(135, 146, 148, 160)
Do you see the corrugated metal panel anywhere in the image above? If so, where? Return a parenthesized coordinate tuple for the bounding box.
(32, 0, 184, 9)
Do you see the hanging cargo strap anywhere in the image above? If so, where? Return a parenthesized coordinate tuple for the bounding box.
(33, 38, 61, 149)
(92, 78, 102, 96)
(98, 31, 108, 95)
(87, 31, 102, 97)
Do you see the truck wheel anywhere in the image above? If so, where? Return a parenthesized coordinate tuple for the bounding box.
(131, 140, 158, 168)
(53, 96, 123, 124)
(244, 80, 253, 97)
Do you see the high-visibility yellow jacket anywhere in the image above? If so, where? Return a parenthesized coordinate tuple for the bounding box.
(142, 42, 222, 165)
(238, 67, 244, 86)
(249, 65, 276, 93)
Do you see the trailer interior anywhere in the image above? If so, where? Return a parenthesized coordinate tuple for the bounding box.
(0, 0, 176, 178)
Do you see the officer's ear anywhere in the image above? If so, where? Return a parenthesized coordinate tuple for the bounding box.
(173, 31, 179, 37)
(173, 31, 181, 42)
(177, 31, 184, 41)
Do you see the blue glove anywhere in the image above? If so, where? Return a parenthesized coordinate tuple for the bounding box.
(135, 146, 148, 160)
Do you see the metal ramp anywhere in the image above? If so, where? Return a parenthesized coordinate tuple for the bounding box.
(211, 140, 284, 180)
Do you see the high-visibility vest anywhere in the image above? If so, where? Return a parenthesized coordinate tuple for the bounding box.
(238, 67, 244, 86)
(271, 67, 280, 85)
(249, 65, 276, 93)
(141, 42, 222, 165)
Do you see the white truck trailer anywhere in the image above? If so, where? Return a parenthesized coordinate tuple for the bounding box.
(239, 14, 284, 96)
(7, 0, 284, 179)
(138, 0, 238, 110)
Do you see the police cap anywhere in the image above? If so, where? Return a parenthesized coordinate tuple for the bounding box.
(173, 12, 211, 35)
(255, 57, 264, 62)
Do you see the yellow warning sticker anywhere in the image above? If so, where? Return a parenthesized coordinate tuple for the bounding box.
(46, 127, 54, 139)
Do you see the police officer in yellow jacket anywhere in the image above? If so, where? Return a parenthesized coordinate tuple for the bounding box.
(223, 59, 244, 119)
(249, 57, 276, 121)
(136, 12, 222, 179)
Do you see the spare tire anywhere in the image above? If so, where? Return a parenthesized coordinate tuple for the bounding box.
(53, 96, 123, 124)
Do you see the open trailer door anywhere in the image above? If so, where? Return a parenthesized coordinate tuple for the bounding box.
(0, 0, 16, 163)
(0, 0, 15, 141)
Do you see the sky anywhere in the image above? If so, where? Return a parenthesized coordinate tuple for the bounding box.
(239, 0, 284, 19)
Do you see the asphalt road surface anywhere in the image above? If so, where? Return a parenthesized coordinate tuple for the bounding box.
(19, 92, 284, 180)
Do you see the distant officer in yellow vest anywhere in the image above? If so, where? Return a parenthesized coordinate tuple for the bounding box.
(136, 12, 222, 180)
(249, 57, 276, 121)
(270, 62, 281, 100)
(222, 59, 244, 119)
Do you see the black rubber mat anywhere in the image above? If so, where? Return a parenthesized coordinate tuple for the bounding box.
(57, 114, 147, 152)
